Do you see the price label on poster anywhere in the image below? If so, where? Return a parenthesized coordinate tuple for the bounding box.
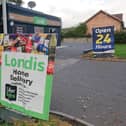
(92, 26, 115, 53)
(0, 33, 57, 120)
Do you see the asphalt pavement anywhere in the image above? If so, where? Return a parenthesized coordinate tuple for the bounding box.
(51, 41, 126, 126)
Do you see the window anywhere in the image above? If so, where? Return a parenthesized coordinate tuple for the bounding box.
(34, 26, 44, 33)
(14, 25, 26, 34)
(49, 28, 56, 33)
(16, 26, 23, 33)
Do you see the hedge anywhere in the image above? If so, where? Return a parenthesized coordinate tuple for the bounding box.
(114, 31, 126, 44)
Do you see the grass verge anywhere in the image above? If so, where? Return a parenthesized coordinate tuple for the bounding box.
(115, 44, 126, 58)
(0, 114, 73, 126)
(82, 44, 126, 61)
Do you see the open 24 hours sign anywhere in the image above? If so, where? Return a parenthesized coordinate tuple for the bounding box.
(92, 26, 115, 53)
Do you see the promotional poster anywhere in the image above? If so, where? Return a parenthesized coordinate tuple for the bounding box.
(92, 26, 115, 54)
(0, 33, 57, 120)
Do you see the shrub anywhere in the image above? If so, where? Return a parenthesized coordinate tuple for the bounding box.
(114, 31, 126, 44)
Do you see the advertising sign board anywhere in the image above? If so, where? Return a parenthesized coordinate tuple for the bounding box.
(92, 26, 115, 54)
(0, 33, 57, 120)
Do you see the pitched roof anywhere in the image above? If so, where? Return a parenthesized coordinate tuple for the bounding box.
(112, 14, 123, 21)
(85, 10, 123, 23)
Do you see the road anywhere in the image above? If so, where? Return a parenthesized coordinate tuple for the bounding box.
(51, 41, 126, 126)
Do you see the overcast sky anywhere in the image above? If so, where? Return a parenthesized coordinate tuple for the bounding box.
(23, 0, 126, 28)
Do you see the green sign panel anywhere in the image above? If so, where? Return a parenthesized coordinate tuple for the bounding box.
(34, 16, 47, 25)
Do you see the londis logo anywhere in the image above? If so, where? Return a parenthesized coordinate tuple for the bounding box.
(4, 54, 45, 72)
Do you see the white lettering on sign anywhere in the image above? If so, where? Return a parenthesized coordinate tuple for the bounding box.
(95, 28, 111, 34)
(96, 45, 112, 49)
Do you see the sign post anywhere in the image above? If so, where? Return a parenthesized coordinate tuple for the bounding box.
(0, 33, 57, 120)
(92, 26, 115, 57)
(2, 0, 8, 34)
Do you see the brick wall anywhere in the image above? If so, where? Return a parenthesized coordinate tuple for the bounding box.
(86, 12, 122, 35)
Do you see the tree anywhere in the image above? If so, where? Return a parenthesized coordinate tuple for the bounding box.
(8, 0, 24, 6)
(75, 23, 87, 36)
(62, 23, 87, 38)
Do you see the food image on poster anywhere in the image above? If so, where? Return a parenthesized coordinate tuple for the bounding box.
(0, 34, 4, 64)
(0, 34, 4, 45)
(0, 33, 57, 120)
(2, 33, 50, 55)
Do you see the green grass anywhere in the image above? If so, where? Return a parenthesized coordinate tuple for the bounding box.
(115, 44, 126, 58)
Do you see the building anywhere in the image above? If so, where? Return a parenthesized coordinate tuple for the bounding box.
(85, 10, 124, 35)
(0, 3, 62, 46)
